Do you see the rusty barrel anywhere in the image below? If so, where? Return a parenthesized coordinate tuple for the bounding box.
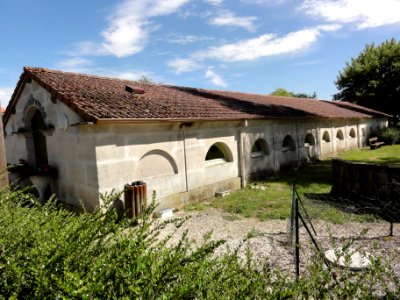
(124, 181, 147, 219)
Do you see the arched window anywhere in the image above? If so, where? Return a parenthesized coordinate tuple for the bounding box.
(205, 142, 233, 164)
(322, 131, 330, 143)
(336, 130, 344, 140)
(282, 135, 296, 152)
(349, 128, 356, 138)
(304, 133, 315, 146)
(361, 128, 366, 137)
(251, 138, 269, 157)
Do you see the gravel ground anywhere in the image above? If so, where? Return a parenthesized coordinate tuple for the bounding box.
(158, 207, 400, 277)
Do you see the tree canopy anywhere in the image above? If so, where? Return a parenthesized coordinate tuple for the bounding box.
(334, 38, 400, 120)
(270, 88, 317, 99)
(137, 75, 154, 84)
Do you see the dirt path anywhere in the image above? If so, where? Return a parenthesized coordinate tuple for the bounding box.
(158, 208, 400, 276)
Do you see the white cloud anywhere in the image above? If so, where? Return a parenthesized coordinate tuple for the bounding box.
(204, 0, 224, 6)
(199, 25, 341, 62)
(166, 34, 214, 45)
(56, 57, 93, 70)
(292, 60, 322, 66)
(300, 0, 400, 29)
(0, 87, 14, 108)
(209, 10, 257, 31)
(110, 71, 151, 81)
(102, 0, 191, 57)
(167, 25, 341, 74)
(168, 58, 200, 74)
(240, 0, 286, 5)
(205, 67, 227, 87)
(71, 41, 108, 56)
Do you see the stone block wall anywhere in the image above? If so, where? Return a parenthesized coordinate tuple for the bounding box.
(332, 158, 400, 201)
(3, 78, 389, 210)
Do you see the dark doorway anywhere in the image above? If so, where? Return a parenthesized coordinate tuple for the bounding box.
(30, 109, 48, 168)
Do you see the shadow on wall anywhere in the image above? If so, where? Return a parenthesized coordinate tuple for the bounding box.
(135, 149, 178, 179)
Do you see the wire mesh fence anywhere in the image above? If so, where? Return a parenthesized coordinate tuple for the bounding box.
(287, 179, 400, 278)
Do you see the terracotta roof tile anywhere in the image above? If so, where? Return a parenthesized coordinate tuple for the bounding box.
(3, 67, 389, 124)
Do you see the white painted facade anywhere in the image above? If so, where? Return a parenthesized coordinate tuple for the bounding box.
(4, 81, 388, 210)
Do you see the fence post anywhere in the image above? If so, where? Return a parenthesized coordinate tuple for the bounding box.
(295, 194, 300, 279)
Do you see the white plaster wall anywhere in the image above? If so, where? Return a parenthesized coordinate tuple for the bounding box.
(185, 124, 239, 189)
(0, 112, 8, 189)
(242, 121, 275, 177)
(4, 82, 99, 209)
(94, 122, 241, 204)
(4, 79, 389, 210)
(93, 124, 186, 203)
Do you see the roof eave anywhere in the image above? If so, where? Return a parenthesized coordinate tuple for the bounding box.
(94, 115, 374, 125)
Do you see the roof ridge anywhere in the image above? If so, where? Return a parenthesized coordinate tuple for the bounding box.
(23, 66, 159, 87)
(203, 88, 322, 101)
(23, 67, 325, 102)
(168, 85, 324, 102)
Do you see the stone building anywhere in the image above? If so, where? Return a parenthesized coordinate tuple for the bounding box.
(0, 107, 8, 190)
(2, 67, 389, 210)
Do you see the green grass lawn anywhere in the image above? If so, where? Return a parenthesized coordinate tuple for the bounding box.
(208, 161, 378, 223)
(186, 146, 400, 223)
(336, 145, 400, 165)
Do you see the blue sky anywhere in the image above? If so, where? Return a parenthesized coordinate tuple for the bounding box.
(1, 0, 400, 107)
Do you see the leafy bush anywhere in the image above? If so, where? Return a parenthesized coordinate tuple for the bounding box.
(377, 127, 400, 145)
(0, 189, 399, 298)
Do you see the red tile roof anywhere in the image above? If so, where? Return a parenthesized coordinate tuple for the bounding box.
(3, 67, 389, 124)
(0, 107, 5, 113)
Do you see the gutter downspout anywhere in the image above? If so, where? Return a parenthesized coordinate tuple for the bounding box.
(238, 120, 248, 188)
(272, 123, 277, 172)
(181, 125, 189, 192)
(315, 121, 321, 160)
(295, 121, 301, 165)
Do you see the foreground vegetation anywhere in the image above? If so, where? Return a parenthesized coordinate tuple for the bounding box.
(0, 189, 399, 298)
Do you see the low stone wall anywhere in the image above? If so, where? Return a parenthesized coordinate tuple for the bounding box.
(332, 158, 400, 201)
(155, 177, 241, 211)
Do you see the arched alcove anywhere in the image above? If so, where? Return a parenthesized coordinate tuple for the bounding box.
(349, 128, 356, 138)
(282, 135, 296, 152)
(205, 142, 233, 163)
(336, 130, 344, 140)
(361, 128, 366, 137)
(135, 149, 178, 179)
(322, 131, 330, 143)
(304, 133, 315, 146)
(251, 138, 269, 157)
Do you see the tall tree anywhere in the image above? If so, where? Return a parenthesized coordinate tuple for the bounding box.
(270, 88, 317, 99)
(334, 39, 400, 120)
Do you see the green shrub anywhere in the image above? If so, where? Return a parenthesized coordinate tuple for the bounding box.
(377, 127, 400, 145)
(0, 189, 399, 298)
